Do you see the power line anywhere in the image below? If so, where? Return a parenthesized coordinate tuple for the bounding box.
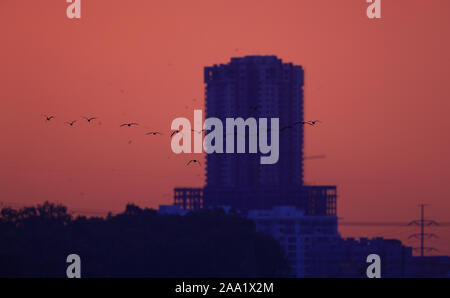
(304, 155, 326, 160)
(339, 221, 409, 226)
(2, 201, 450, 227)
(338, 221, 450, 227)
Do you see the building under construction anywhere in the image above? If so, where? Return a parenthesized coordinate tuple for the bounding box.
(174, 56, 337, 216)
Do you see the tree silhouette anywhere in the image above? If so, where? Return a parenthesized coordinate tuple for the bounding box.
(0, 202, 290, 277)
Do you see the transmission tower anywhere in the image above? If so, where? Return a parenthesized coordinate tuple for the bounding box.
(408, 204, 439, 257)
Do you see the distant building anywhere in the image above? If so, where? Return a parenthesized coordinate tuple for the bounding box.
(248, 206, 339, 277)
(306, 237, 413, 278)
(203, 56, 328, 212)
(248, 206, 416, 278)
(410, 256, 450, 278)
(175, 56, 337, 215)
(204, 56, 305, 190)
(174, 185, 336, 216)
(173, 188, 203, 211)
(157, 204, 189, 216)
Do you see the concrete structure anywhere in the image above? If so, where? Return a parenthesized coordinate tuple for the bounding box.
(173, 188, 203, 211)
(174, 185, 336, 216)
(248, 206, 339, 277)
(410, 256, 450, 278)
(157, 204, 189, 216)
(204, 56, 304, 189)
(247, 205, 416, 278)
(306, 237, 413, 278)
(198, 56, 337, 213)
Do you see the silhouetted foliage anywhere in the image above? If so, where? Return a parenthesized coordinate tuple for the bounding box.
(0, 202, 290, 277)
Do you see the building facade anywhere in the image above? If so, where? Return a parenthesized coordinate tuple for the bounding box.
(248, 206, 339, 277)
(202, 56, 336, 213)
(249, 205, 415, 278)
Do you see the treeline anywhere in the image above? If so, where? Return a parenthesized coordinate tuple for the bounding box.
(0, 202, 290, 277)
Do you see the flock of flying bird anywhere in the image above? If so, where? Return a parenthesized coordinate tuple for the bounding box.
(43, 114, 203, 166)
(43, 113, 321, 167)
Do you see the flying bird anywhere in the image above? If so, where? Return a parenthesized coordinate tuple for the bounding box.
(186, 160, 201, 166)
(192, 129, 207, 134)
(83, 117, 97, 123)
(293, 121, 314, 126)
(120, 123, 139, 127)
(170, 130, 181, 137)
(306, 120, 322, 126)
(65, 120, 77, 126)
(44, 115, 54, 121)
(146, 131, 163, 136)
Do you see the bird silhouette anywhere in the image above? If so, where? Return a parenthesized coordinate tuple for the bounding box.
(293, 121, 314, 126)
(307, 120, 322, 126)
(187, 160, 201, 166)
(146, 131, 163, 136)
(44, 115, 55, 121)
(65, 120, 77, 126)
(120, 123, 139, 127)
(83, 117, 97, 123)
(192, 129, 207, 134)
(170, 130, 181, 137)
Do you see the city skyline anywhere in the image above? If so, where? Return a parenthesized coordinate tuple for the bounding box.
(1, 0, 450, 255)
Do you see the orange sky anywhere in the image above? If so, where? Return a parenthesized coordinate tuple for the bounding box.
(1, 0, 450, 254)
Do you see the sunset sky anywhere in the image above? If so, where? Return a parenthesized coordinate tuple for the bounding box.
(1, 0, 450, 254)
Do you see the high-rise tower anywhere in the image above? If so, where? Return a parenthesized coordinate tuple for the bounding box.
(204, 56, 304, 190)
(175, 56, 336, 215)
